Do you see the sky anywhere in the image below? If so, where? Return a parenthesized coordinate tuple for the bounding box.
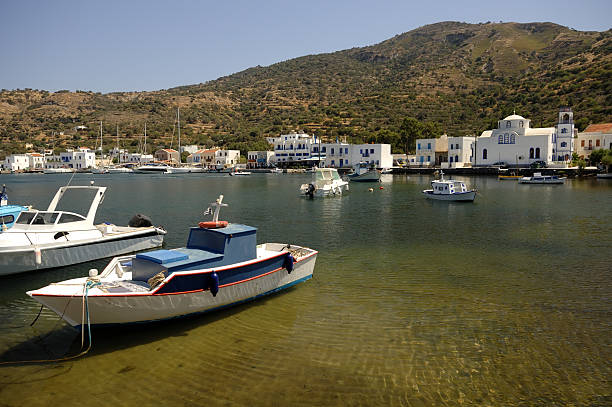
(0, 0, 610, 94)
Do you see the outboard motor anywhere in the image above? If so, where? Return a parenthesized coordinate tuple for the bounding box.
(307, 183, 315, 199)
(129, 214, 153, 228)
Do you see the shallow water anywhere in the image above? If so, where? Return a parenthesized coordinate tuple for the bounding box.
(0, 172, 610, 406)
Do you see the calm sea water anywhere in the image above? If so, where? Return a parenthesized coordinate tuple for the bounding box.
(0, 172, 610, 406)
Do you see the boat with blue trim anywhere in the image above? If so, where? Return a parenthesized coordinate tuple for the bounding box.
(27, 195, 317, 326)
(1, 185, 29, 232)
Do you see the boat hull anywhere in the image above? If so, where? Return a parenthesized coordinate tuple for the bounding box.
(422, 190, 476, 201)
(0, 228, 165, 276)
(348, 170, 381, 182)
(29, 250, 316, 326)
(518, 179, 565, 184)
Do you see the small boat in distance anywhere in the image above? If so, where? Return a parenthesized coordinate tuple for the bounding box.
(518, 172, 565, 184)
(423, 171, 476, 201)
(27, 195, 317, 327)
(229, 170, 252, 176)
(596, 173, 612, 179)
(133, 163, 172, 173)
(299, 168, 349, 197)
(0, 183, 166, 276)
(348, 162, 381, 182)
(43, 167, 73, 174)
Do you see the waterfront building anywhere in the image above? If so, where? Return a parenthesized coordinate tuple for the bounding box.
(214, 150, 240, 168)
(3, 154, 29, 171)
(575, 123, 612, 160)
(44, 148, 96, 170)
(187, 148, 218, 167)
(154, 148, 180, 164)
(27, 153, 44, 170)
(443, 136, 475, 168)
(474, 109, 575, 167)
(416, 134, 448, 167)
(120, 153, 154, 164)
(321, 142, 350, 168)
(268, 131, 316, 164)
(348, 144, 393, 168)
(247, 151, 275, 168)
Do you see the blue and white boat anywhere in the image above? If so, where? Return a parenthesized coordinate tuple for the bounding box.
(0, 184, 29, 231)
(27, 195, 318, 326)
(422, 172, 476, 201)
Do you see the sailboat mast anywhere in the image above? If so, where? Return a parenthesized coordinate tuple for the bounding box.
(177, 107, 181, 164)
(99, 121, 103, 158)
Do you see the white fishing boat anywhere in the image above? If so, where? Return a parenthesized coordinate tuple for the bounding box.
(518, 172, 565, 184)
(0, 183, 166, 276)
(229, 170, 252, 176)
(347, 162, 381, 182)
(27, 195, 317, 327)
(270, 167, 283, 174)
(299, 168, 349, 197)
(422, 172, 476, 201)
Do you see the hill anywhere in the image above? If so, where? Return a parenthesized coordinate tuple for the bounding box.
(0, 21, 610, 156)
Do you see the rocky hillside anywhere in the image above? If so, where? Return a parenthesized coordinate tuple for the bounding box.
(1, 21, 610, 156)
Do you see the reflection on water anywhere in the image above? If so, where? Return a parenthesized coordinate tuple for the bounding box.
(0, 173, 610, 406)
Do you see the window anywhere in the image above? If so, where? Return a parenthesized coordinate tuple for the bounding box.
(560, 142, 567, 148)
(506, 121, 511, 128)
(535, 148, 540, 159)
(427, 156, 431, 162)
(58, 213, 85, 224)
(345, 148, 348, 154)
(417, 144, 420, 150)
(450, 157, 453, 163)
(498, 135, 503, 144)
(331, 148, 334, 155)
(483, 149, 487, 160)
(529, 148, 534, 159)
(455, 155, 459, 162)
(581, 140, 585, 147)
(596, 140, 600, 147)
(0, 215, 14, 225)
(519, 121, 524, 128)
(16, 212, 36, 224)
(561, 128, 568, 134)
(370, 149, 374, 154)
(510, 134, 516, 144)
(455, 144, 459, 149)
(450, 144, 453, 150)
(427, 143, 431, 149)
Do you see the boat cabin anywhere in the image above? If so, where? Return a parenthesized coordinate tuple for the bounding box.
(131, 223, 258, 282)
(431, 180, 468, 195)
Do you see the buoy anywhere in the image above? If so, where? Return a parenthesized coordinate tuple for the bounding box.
(379, 186, 384, 189)
(89, 269, 99, 277)
(283, 254, 295, 274)
(209, 272, 219, 297)
(34, 248, 42, 265)
(199, 221, 229, 229)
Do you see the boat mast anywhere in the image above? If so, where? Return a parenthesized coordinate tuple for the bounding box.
(177, 107, 181, 164)
(116, 124, 120, 163)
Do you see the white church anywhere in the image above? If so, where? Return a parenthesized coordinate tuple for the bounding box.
(474, 108, 575, 167)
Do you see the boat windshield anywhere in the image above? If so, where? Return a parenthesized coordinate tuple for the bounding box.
(16, 211, 61, 225)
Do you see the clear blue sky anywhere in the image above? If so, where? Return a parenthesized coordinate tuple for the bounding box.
(1, 0, 610, 93)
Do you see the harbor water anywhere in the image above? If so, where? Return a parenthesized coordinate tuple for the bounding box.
(0, 172, 610, 406)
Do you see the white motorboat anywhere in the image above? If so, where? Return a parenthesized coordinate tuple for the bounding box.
(27, 195, 317, 327)
(423, 172, 476, 201)
(596, 173, 612, 179)
(133, 163, 172, 173)
(107, 166, 133, 173)
(519, 172, 565, 184)
(270, 167, 283, 174)
(229, 170, 251, 176)
(44, 168, 73, 174)
(0, 184, 166, 276)
(347, 162, 381, 182)
(299, 168, 349, 197)
(91, 167, 109, 174)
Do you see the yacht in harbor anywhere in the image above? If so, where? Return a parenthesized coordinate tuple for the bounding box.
(518, 173, 565, 184)
(347, 162, 381, 182)
(422, 171, 476, 201)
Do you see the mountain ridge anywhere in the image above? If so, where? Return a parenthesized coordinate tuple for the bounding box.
(1, 21, 610, 156)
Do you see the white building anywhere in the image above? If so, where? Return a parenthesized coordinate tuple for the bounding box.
(474, 109, 575, 167)
(27, 153, 45, 169)
(268, 132, 317, 164)
(247, 151, 275, 168)
(187, 148, 218, 167)
(416, 134, 448, 167)
(576, 123, 612, 160)
(44, 148, 96, 169)
(120, 153, 154, 164)
(4, 154, 30, 171)
(348, 144, 393, 168)
(443, 136, 475, 168)
(214, 150, 240, 167)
